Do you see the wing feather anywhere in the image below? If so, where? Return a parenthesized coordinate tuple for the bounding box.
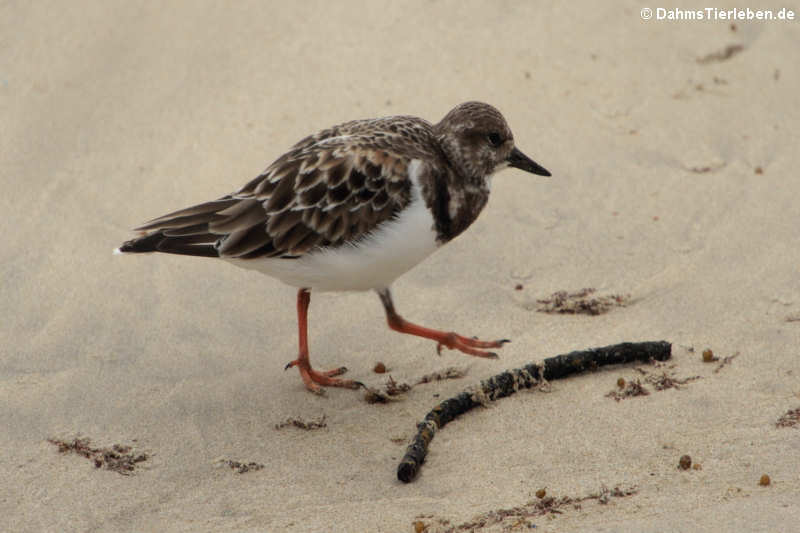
(120, 116, 438, 259)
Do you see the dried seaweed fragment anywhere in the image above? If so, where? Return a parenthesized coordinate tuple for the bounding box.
(48, 437, 148, 475)
(413, 485, 637, 531)
(364, 367, 467, 403)
(364, 376, 414, 403)
(646, 372, 701, 390)
(697, 44, 744, 64)
(536, 288, 629, 315)
(274, 415, 327, 430)
(776, 407, 800, 428)
(713, 352, 739, 373)
(416, 367, 467, 384)
(606, 378, 649, 401)
(220, 459, 264, 474)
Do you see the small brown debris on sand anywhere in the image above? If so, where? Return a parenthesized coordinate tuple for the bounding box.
(713, 352, 739, 373)
(385, 375, 412, 395)
(48, 437, 148, 475)
(685, 161, 726, 174)
(607, 379, 649, 401)
(274, 415, 327, 430)
(537, 288, 629, 316)
(414, 486, 636, 531)
(373, 362, 387, 373)
(365, 368, 464, 403)
(678, 455, 692, 470)
(702, 349, 718, 363)
(609, 363, 698, 400)
(364, 376, 412, 403)
(592, 485, 638, 505)
(690, 166, 713, 174)
(776, 407, 800, 428)
(646, 372, 701, 391)
(416, 367, 467, 384)
(759, 474, 771, 486)
(220, 459, 264, 474)
(696, 44, 744, 64)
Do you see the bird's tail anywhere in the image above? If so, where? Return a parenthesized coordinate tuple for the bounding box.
(113, 196, 246, 258)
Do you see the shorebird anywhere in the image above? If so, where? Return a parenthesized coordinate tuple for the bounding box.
(117, 102, 550, 393)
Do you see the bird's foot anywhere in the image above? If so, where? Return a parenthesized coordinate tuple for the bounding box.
(284, 359, 363, 394)
(435, 334, 509, 358)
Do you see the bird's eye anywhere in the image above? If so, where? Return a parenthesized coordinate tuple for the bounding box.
(487, 132, 503, 147)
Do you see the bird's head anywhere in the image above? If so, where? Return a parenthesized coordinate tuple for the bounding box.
(435, 101, 550, 183)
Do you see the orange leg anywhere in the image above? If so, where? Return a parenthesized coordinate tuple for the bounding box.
(284, 289, 361, 394)
(377, 288, 508, 358)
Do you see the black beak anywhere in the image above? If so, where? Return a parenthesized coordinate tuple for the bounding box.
(508, 147, 551, 176)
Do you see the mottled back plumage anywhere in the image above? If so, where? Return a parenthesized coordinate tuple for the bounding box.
(119, 102, 545, 261)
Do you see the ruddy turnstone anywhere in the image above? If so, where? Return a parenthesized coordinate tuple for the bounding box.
(116, 102, 550, 394)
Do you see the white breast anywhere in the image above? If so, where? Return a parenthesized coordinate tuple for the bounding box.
(228, 159, 440, 292)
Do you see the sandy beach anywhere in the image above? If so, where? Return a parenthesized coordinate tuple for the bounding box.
(2, 1, 799, 531)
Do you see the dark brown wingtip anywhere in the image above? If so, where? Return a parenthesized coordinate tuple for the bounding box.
(116, 233, 162, 254)
(116, 232, 219, 257)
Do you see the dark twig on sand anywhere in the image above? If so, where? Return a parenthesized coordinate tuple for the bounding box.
(396, 341, 672, 483)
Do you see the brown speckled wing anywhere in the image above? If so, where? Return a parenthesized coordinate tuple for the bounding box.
(125, 117, 437, 259)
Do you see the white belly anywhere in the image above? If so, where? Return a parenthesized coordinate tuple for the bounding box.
(228, 166, 440, 291)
